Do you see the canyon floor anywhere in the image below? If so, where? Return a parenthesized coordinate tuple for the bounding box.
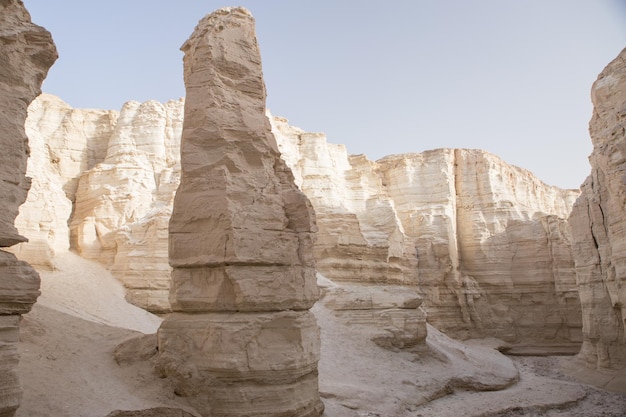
(15, 252, 626, 417)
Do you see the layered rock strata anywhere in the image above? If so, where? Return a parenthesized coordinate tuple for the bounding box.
(273, 118, 582, 347)
(318, 276, 427, 350)
(9, 93, 118, 268)
(18, 94, 583, 347)
(154, 8, 323, 417)
(70, 98, 183, 312)
(569, 47, 626, 369)
(0, 1, 56, 415)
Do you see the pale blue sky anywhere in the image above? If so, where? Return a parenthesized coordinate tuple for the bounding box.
(24, 1, 626, 189)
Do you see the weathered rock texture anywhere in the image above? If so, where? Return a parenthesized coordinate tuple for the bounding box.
(70, 98, 183, 312)
(154, 8, 323, 417)
(9, 93, 118, 268)
(18, 94, 583, 347)
(273, 117, 582, 348)
(12, 94, 180, 312)
(569, 47, 626, 369)
(0, 0, 56, 415)
(19, 93, 583, 348)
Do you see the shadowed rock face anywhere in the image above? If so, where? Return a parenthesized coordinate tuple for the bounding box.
(570, 47, 626, 370)
(0, 0, 57, 415)
(154, 8, 323, 417)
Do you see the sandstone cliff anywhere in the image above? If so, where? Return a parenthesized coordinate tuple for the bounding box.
(569, 47, 626, 369)
(18, 94, 583, 348)
(153, 8, 323, 417)
(0, 0, 57, 415)
(9, 93, 118, 268)
(273, 117, 582, 348)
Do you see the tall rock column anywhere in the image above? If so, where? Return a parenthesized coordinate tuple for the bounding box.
(155, 8, 323, 417)
(570, 47, 626, 369)
(0, 0, 57, 415)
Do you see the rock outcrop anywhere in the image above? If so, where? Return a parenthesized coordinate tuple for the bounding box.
(273, 118, 582, 348)
(69, 98, 183, 312)
(9, 93, 118, 268)
(153, 8, 323, 417)
(569, 47, 626, 369)
(0, 0, 57, 415)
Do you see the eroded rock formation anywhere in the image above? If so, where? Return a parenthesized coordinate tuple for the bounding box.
(13, 94, 180, 311)
(153, 8, 323, 417)
(0, 0, 56, 415)
(273, 118, 582, 348)
(18, 94, 583, 348)
(9, 93, 118, 268)
(569, 47, 626, 369)
(70, 98, 183, 312)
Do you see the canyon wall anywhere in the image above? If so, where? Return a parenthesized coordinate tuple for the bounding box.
(153, 8, 323, 417)
(569, 47, 626, 369)
(18, 95, 582, 347)
(273, 117, 582, 347)
(0, 1, 57, 415)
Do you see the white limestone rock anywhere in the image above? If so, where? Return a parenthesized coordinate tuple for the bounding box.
(319, 279, 427, 349)
(8, 94, 117, 268)
(569, 47, 626, 369)
(274, 121, 582, 348)
(69, 98, 183, 312)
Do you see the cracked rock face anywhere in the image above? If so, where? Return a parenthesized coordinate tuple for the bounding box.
(569, 47, 626, 369)
(154, 8, 323, 417)
(0, 0, 57, 415)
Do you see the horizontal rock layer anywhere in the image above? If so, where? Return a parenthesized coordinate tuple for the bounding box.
(273, 117, 582, 347)
(155, 7, 322, 417)
(19, 94, 583, 347)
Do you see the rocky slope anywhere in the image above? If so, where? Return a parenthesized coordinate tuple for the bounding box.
(569, 47, 626, 370)
(0, 0, 57, 415)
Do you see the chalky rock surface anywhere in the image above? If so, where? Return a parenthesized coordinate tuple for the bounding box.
(9, 94, 117, 268)
(69, 98, 183, 312)
(569, 47, 626, 369)
(0, 1, 57, 415)
(12, 94, 179, 312)
(318, 276, 427, 350)
(20, 96, 582, 347)
(154, 8, 322, 417)
(273, 118, 582, 347)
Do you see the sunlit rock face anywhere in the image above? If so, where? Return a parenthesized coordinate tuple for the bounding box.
(273, 118, 582, 348)
(14, 94, 180, 313)
(69, 98, 183, 312)
(0, 0, 57, 415)
(9, 94, 118, 268)
(153, 8, 323, 417)
(569, 47, 626, 369)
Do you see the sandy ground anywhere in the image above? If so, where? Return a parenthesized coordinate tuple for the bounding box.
(15, 252, 626, 417)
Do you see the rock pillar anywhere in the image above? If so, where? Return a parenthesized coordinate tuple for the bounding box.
(155, 8, 323, 417)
